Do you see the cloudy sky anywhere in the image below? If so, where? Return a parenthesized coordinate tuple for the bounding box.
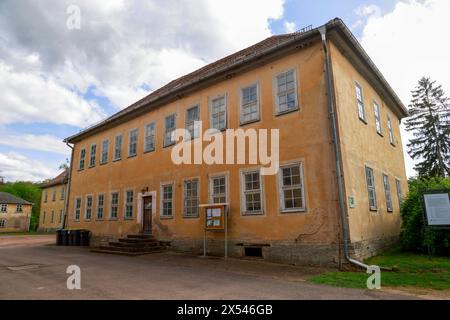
(0, 0, 449, 182)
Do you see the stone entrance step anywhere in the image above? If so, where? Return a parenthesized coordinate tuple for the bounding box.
(90, 234, 166, 256)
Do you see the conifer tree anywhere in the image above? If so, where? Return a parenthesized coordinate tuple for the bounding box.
(406, 77, 450, 177)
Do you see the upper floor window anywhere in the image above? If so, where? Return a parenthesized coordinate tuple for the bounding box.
(110, 192, 119, 219)
(373, 101, 382, 135)
(125, 190, 134, 219)
(241, 170, 263, 215)
(144, 122, 156, 153)
(164, 114, 176, 147)
(387, 116, 395, 145)
(16, 204, 23, 213)
(74, 198, 81, 221)
(210, 95, 227, 131)
(85, 195, 93, 220)
(365, 166, 377, 211)
(60, 187, 65, 200)
(355, 82, 366, 122)
(114, 134, 123, 161)
(89, 144, 97, 167)
(78, 148, 86, 170)
(240, 84, 260, 124)
(128, 129, 138, 157)
(275, 69, 298, 114)
(52, 190, 56, 202)
(161, 184, 173, 218)
(101, 139, 109, 164)
(185, 105, 200, 140)
(279, 163, 306, 212)
(44, 191, 48, 203)
(0, 204, 7, 212)
(184, 179, 199, 218)
(383, 174, 393, 212)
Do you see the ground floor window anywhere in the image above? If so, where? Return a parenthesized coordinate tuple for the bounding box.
(85, 195, 93, 220)
(383, 174, 393, 212)
(241, 169, 263, 215)
(97, 194, 104, 219)
(0, 219, 5, 228)
(125, 190, 134, 219)
(43, 211, 46, 224)
(161, 184, 173, 217)
(184, 179, 199, 218)
(110, 192, 119, 219)
(365, 166, 377, 211)
(278, 163, 305, 212)
(74, 198, 81, 221)
(50, 210, 54, 223)
(59, 209, 63, 224)
(210, 175, 227, 204)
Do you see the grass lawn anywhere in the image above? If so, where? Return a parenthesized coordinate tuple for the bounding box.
(0, 231, 55, 236)
(309, 249, 450, 290)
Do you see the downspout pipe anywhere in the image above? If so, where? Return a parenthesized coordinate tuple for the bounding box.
(318, 26, 368, 270)
(63, 141, 74, 230)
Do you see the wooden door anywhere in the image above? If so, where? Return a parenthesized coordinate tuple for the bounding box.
(143, 196, 152, 234)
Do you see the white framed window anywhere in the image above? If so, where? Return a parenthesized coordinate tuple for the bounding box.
(241, 169, 264, 215)
(124, 190, 134, 219)
(373, 101, 382, 135)
(50, 210, 54, 223)
(395, 179, 403, 211)
(355, 82, 366, 122)
(128, 129, 138, 157)
(275, 69, 298, 114)
(278, 163, 306, 212)
(58, 209, 63, 224)
(101, 139, 109, 164)
(0, 219, 6, 228)
(209, 175, 227, 204)
(164, 114, 177, 147)
(184, 179, 199, 218)
(114, 134, 123, 161)
(52, 190, 56, 202)
(85, 195, 93, 220)
(43, 211, 46, 224)
(97, 194, 105, 219)
(60, 186, 65, 200)
(16, 204, 23, 213)
(0, 204, 7, 212)
(144, 122, 156, 153)
(185, 105, 200, 140)
(89, 144, 97, 167)
(110, 192, 119, 219)
(240, 84, 260, 124)
(210, 95, 227, 131)
(365, 166, 377, 211)
(387, 116, 395, 145)
(383, 174, 393, 212)
(161, 183, 173, 218)
(44, 191, 48, 203)
(74, 198, 81, 221)
(79, 148, 86, 170)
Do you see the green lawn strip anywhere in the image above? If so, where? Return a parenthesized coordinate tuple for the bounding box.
(309, 249, 450, 290)
(0, 231, 55, 236)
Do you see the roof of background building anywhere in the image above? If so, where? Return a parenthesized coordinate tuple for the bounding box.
(0, 192, 33, 205)
(39, 170, 69, 189)
(65, 18, 408, 143)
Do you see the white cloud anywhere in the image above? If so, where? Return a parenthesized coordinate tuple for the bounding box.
(284, 21, 297, 33)
(0, 132, 69, 155)
(359, 0, 450, 177)
(0, 152, 59, 182)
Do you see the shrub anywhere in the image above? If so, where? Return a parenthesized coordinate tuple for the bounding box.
(400, 177, 450, 256)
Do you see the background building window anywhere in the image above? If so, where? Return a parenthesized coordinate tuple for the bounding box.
(125, 190, 134, 219)
(16, 204, 23, 213)
(279, 163, 305, 212)
(185, 106, 200, 139)
(97, 194, 104, 219)
(240, 84, 259, 124)
(0, 204, 7, 212)
(0, 219, 6, 228)
(161, 184, 173, 217)
(210, 176, 227, 204)
(128, 129, 138, 157)
(365, 166, 377, 211)
(184, 179, 199, 218)
(355, 83, 366, 121)
(383, 174, 393, 212)
(374, 102, 382, 135)
(164, 114, 176, 147)
(275, 70, 298, 114)
(74, 198, 81, 221)
(110, 192, 119, 219)
(89, 144, 97, 167)
(210, 96, 227, 131)
(114, 135, 123, 160)
(60, 187, 65, 200)
(242, 170, 263, 214)
(79, 149, 86, 170)
(101, 139, 109, 164)
(144, 122, 156, 153)
(85, 195, 93, 220)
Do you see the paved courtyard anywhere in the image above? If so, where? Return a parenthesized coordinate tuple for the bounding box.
(0, 235, 416, 300)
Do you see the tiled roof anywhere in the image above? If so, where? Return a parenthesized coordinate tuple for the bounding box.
(0, 192, 33, 205)
(40, 170, 68, 188)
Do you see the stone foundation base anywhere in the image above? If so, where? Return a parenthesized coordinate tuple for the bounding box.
(349, 236, 399, 261)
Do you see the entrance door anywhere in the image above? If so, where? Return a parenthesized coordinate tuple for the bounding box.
(143, 196, 153, 234)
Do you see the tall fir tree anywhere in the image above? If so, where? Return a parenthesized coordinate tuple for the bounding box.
(406, 77, 450, 177)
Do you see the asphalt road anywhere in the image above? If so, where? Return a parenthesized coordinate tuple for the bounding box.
(0, 235, 416, 300)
